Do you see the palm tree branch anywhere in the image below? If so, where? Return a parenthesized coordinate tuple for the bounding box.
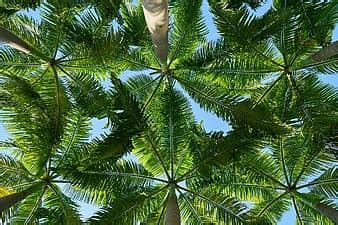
(174, 67, 280, 74)
(251, 45, 284, 68)
(96, 184, 169, 221)
(300, 0, 320, 45)
(56, 65, 80, 85)
(52, 37, 60, 60)
(173, 142, 190, 179)
(176, 139, 255, 183)
(58, 63, 113, 70)
(253, 73, 284, 107)
(141, 75, 164, 113)
(168, 32, 188, 68)
(296, 58, 338, 71)
(296, 179, 338, 190)
(47, 66, 61, 173)
(0, 62, 44, 67)
(292, 149, 321, 187)
(289, 38, 311, 67)
(280, 138, 291, 186)
(177, 188, 203, 223)
(140, 132, 172, 179)
(157, 198, 166, 225)
(0, 165, 35, 179)
(55, 115, 82, 169)
(48, 183, 80, 222)
(225, 183, 284, 191)
(31, 66, 50, 86)
(286, 73, 313, 122)
(132, 75, 161, 94)
(246, 164, 288, 188)
(175, 154, 214, 183)
(291, 195, 303, 225)
(174, 75, 232, 110)
(121, 57, 159, 71)
(168, 85, 174, 178)
(8, 182, 40, 190)
(77, 170, 168, 183)
(257, 192, 289, 217)
(176, 185, 244, 221)
(59, 56, 93, 63)
(25, 185, 47, 225)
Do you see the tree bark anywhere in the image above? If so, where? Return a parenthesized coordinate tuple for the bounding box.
(142, 0, 168, 64)
(165, 186, 181, 225)
(311, 41, 338, 62)
(0, 184, 40, 213)
(0, 27, 32, 54)
(0, 26, 48, 60)
(314, 202, 338, 223)
(294, 192, 338, 223)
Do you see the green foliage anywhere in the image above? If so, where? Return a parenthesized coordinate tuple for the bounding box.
(0, 0, 337, 224)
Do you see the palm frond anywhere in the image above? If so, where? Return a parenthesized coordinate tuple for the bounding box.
(88, 186, 167, 225)
(175, 72, 287, 134)
(168, 0, 207, 65)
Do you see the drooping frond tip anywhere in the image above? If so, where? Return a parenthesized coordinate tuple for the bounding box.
(142, 0, 169, 64)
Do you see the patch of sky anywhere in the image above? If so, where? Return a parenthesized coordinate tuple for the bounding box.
(319, 24, 338, 87)
(78, 202, 101, 220)
(0, 120, 9, 141)
(202, 0, 219, 41)
(279, 209, 296, 225)
(89, 118, 109, 140)
(119, 68, 231, 132)
(17, 8, 41, 22)
(252, 0, 273, 16)
(182, 86, 231, 132)
(1, 1, 337, 223)
(333, 24, 338, 41)
(0, 113, 11, 155)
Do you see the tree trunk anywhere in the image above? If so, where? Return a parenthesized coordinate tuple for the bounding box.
(0, 184, 40, 213)
(294, 192, 338, 223)
(142, 0, 168, 64)
(314, 202, 338, 223)
(311, 41, 338, 62)
(165, 186, 181, 225)
(0, 26, 48, 60)
(0, 27, 32, 54)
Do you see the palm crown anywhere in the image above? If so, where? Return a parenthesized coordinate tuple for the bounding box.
(0, 0, 337, 224)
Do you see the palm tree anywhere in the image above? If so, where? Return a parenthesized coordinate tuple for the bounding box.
(200, 1, 338, 223)
(194, 132, 338, 225)
(0, 68, 146, 223)
(61, 78, 259, 224)
(240, 133, 338, 224)
(109, 0, 285, 135)
(0, 69, 83, 223)
(203, 0, 338, 132)
(0, 0, 126, 89)
(0, 0, 337, 224)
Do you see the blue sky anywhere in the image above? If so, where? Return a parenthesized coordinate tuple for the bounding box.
(0, 0, 337, 223)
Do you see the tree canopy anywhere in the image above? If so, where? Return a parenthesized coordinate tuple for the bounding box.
(0, 0, 337, 224)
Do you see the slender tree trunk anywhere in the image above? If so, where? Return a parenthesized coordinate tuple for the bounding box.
(0, 27, 32, 54)
(311, 41, 338, 62)
(142, 0, 168, 64)
(314, 202, 338, 223)
(165, 186, 181, 225)
(0, 26, 49, 60)
(294, 192, 338, 223)
(0, 184, 40, 213)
